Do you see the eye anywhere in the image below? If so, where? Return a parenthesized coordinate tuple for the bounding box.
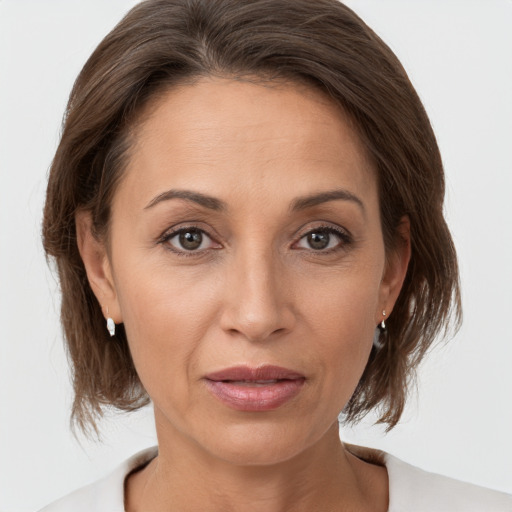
(162, 226, 219, 254)
(295, 226, 351, 252)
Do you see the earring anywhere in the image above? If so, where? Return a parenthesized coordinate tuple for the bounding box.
(105, 306, 115, 337)
(380, 310, 386, 330)
(107, 317, 115, 337)
(373, 327, 384, 349)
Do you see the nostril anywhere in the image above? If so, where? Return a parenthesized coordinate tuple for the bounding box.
(219, 275, 296, 341)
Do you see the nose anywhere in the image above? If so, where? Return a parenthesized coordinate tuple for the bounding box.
(219, 247, 296, 343)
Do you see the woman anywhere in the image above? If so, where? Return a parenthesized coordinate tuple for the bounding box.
(34, 0, 511, 510)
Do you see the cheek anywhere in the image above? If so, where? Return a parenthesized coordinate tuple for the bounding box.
(112, 256, 221, 398)
(300, 258, 382, 337)
(298, 262, 382, 395)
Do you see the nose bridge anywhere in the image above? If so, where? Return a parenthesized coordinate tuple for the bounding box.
(221, 239, 294, 342)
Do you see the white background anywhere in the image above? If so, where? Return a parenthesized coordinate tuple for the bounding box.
(1, 1, 511, 510)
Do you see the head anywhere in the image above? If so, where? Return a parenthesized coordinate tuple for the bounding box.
(43, 0, 460, 446)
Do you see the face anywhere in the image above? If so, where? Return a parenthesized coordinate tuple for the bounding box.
(81, 77, 408, 466)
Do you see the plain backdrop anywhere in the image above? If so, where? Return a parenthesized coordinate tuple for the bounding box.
(1, 1, 511, 510)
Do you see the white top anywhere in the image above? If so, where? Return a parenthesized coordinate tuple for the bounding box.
(39, 445, 512, 511)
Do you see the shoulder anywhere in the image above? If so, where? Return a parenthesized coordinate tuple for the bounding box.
(37, 446, 158, 512)
(384, 452, 512, 512)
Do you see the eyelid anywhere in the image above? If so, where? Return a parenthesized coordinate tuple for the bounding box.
(158, 221, 353, 257)
(158, 224, 222, 257)
(292, 223, 353, 251)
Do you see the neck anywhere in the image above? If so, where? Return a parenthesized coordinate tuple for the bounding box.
(126, 421, 388, 512)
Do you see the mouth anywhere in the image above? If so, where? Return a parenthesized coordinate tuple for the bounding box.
(204, 365, 306, 411)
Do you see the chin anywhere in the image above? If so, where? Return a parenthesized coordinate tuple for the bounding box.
(199, 419, 328, 467)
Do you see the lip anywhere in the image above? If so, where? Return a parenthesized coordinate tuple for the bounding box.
(204, 365, 306, 411)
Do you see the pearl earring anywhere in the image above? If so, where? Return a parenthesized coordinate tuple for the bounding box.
(380, 310, 386, 330)
(105, 306, 115, 337)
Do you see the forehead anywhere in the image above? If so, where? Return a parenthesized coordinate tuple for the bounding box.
(118, 77, 377, 212)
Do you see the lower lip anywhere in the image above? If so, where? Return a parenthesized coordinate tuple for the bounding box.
(205, 379, 305, 411)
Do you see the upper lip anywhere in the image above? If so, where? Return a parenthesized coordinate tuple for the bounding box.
(205, 365, 305, 382)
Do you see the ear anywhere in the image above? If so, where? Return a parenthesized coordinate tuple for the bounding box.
(75, 210, 122, 323)
(376, 216, 411, 323)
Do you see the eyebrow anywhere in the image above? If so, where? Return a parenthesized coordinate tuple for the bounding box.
(144, 189, 227, 211)
(144, 188, 365, 214)
(290, 189, 365, 214)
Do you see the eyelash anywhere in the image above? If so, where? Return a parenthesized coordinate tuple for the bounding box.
(158, 223, 353, 258)
(295, 224, 353, 254)
(158, 225, 216, 259)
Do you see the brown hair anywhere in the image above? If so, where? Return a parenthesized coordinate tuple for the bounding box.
(42, 0, 461, 435)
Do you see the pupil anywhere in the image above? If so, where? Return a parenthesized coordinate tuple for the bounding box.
(179, 229, 202, 250)
(308, 231, 329, 250)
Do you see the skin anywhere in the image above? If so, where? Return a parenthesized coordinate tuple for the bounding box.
(77, 76, 410, 511)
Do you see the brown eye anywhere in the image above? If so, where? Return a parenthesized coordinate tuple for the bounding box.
(307, 231, 330, 250)
(164, 227, 216, 253)
(179, 229, 203, 250)
(296, 226, 350, 252)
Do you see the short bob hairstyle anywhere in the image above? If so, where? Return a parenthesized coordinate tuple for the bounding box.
(43, 0, 461, 435)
